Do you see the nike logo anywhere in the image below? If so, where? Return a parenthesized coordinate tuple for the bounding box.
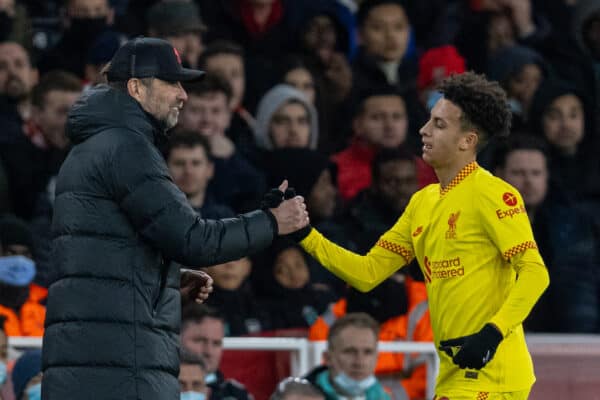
(412, 226, 423, 237)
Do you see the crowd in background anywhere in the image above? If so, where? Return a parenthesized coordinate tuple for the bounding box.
(0, 0, 599, 399)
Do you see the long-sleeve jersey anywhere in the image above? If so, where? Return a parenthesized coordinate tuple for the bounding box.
(300, 162, 549, 393)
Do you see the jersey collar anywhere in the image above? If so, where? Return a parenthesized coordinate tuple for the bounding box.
(440, 161, 479, 197)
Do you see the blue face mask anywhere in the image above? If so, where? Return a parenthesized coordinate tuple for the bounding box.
(0, 361, 6, 386)
(180, 391, 205, 400)
(333, 372, 377, 396)
(426, 90, 443, 111)
(26, 382, 42, 400)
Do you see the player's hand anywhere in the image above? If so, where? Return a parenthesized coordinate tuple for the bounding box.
(180, 269, 213, 304)
(439, 323, 503, 369)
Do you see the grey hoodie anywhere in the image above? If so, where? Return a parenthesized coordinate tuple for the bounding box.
(253, 84, 319, 150)
(572, 0, 600, 55)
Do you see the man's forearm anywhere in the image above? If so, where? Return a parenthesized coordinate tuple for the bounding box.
(300, 228, 408, 292)
(490, 249, 550, 336)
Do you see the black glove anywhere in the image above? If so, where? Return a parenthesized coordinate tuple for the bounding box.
(438, 323, 503, 369)
(260, 187, 299, 209)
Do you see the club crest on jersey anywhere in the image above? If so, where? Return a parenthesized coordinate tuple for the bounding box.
(445, 211, 460, 239)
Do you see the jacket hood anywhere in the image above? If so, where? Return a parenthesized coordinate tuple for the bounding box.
(253, 84, 319, 150)
(66, 84, 159, 144)
(572, 0, 600, 54)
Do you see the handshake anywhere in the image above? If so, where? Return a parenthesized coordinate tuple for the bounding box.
(262, 180, 312, 241)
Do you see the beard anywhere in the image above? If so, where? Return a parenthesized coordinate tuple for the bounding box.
(164, 107, 180, 130)
(3, 75, 27, 100)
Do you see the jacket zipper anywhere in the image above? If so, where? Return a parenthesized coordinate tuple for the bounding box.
(152, 257, 168, 316)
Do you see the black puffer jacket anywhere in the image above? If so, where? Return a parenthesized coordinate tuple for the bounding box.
(41, 85, 276, 400)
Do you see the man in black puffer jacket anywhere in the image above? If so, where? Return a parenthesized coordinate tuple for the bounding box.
(41, 37, 309, 400)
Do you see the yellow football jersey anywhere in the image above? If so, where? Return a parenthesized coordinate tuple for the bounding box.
(301, 162, 547, 393)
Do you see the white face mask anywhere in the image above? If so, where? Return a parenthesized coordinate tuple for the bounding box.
(204, 372, 217, 385)
(333, 372, 377, 396)
(180, 391, 206, 400)
(0, 361, 6, 386)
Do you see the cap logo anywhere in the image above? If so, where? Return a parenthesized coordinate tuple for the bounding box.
(173, 47, 182, 65)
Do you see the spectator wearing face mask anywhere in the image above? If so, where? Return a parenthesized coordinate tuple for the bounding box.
(179, 349, 210, 400)
(305, 313, 391, 400)
(11, 349, 41, 400)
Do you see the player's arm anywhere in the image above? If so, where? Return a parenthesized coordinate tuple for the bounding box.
(299, 193, 419, 292)
(479, 184, 550, 336)
(489, 248, 549, 336)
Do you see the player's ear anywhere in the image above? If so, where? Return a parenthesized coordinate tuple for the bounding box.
(460, 131, 478, 151)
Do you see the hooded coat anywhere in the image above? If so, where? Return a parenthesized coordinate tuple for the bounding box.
(253, 84, 319, 150)
(41, 85, 276, 399)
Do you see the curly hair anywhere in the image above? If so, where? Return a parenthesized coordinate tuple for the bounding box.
(437, 71, 511, 151)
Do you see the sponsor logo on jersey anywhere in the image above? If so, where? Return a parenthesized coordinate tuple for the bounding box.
(496, 204, 527, 219)
(502, 192, 518, 206)
(423, 256, 464, 281)
(445, 211, 460, 239)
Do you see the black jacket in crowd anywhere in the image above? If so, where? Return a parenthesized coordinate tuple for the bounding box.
(41, 85, 276, 400)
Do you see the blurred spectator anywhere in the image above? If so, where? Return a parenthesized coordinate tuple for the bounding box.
(529, 78, 600, 204)
(180, 348, 210, 400)
(0, 0, 33, 49)
(343, 148, 417, 252)
(417, 45, 465, 111)
(198, 0, 316, 111)
(494, 133, 599, 333)
(351, 0, 424, 130)
(0, 215, 47, 337)
(296, 1, 354, 104)
(37, 0, 116, 77)
(254, 239, 338, 330)
(278, 55, 341, 153)
(10, 349, 40, 400)
(165, 131, 234, 219)
(0, 42, 39, 141)
(309, 272, 431, 400)
(198, 40, 258, 164)
(146, 0, 206, 69)
(0, 70, 81, 221)
(202, 253, 274, 335)
(305, 313, 391, 400)
(455, 9, 516, 73)
(0, 324, 10, 400)
(83, 30, 122, 87)
(179, 75, 266, 212)
(332, 87, 435, 203)
(262, 148, 349, 296)
(270, 376, 324, 400)
(181, 304, 253, 400)
(254, 84, 319, 151)
(487, 45, 548, 131)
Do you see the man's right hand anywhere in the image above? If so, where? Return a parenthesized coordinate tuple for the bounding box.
(269, 180, 310, 235)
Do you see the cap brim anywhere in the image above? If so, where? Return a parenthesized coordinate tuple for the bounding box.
(160, 69, 205, 82)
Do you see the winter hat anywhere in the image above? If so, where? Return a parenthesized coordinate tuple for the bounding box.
(86, 30, 122, 66)
(12, 349, 42, 400)
(417, 45, 466, 90)
(0, 215, 33, 250)
(486, 45, 546, 85)
(264, 148, 335, 198)
(529, 78, 588, 137)
(254, 84, 319, 150)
